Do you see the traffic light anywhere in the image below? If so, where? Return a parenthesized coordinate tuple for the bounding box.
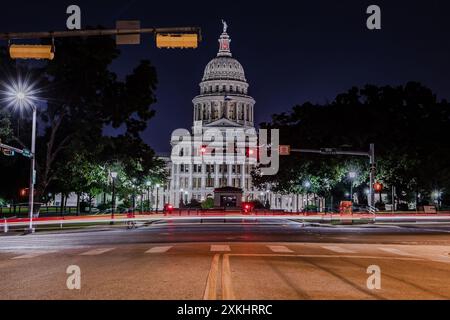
(22, 149, 32, 158)
(19, 188, 28, 197)
(373, 182, 383, 192)
(245, 147, 258, 158)
(156, 33, 199, 49)
(9, 44, 55, 60)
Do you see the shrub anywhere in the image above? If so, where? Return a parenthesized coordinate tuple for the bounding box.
(201, 198, 214, 209)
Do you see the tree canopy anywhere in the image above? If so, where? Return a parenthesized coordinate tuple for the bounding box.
(0, 34, 164, 203)
(254, 82, 450, 207)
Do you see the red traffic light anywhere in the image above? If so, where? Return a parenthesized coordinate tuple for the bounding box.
(200, 146, 207, 155)
(373, 182, 383, 192)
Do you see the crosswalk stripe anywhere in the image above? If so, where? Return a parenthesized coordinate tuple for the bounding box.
(268, 245, 293, 253)
(322, 246, 356, 253)
(11, 252, 52, 259)
(210, 245, 231, 252)
(79, 248, 114, 256)
(146, 246, 173, 253)
(378, 247, 413, 256)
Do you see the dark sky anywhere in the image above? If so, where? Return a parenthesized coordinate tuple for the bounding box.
(0, 0, 449, 152)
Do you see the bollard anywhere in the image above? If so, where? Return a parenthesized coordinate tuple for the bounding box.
(4, 219, 8, 233)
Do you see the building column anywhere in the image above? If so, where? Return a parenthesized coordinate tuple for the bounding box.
(214, 163, 219, 187)
(241, 163, 246, 191)
(228, 164, 232, 186)
(189, 163, 193, 195)
(208, 102, 212, 122)
(244, 104, 247, 126)
(201, 163, 206, 190)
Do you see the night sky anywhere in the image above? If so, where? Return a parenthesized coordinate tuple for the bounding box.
(0, 0, 449, 152)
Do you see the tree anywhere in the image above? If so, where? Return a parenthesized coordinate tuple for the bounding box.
(255, 83, 450, 207)
(0, 32, 160, 202)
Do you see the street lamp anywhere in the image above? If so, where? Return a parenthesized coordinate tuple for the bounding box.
(433, 190, 442, 209)
(146, 181, 151, 213)
(303, 180, 311, 208)
(180, 188, 184, 208)
(348, 171, 357, 201)
(155, 183, 161, 213)
(1, 75, 40, 234)
(110, 171, 118, 224)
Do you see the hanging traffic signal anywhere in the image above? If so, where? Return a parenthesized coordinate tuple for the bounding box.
(373, 182, 383, 192)
(9, 44, 55, 60)
(19, 188, 28, 197)
(156, 33, 199, 49)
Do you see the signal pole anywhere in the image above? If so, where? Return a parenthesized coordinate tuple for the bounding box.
(23, 105, 37, 234)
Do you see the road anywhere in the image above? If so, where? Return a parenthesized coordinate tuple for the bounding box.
(1, 218, 450, 300)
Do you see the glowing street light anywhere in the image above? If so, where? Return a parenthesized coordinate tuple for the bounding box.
(348, 171, 357, 201)
(155, 183, 161, 213)
(110, 171, 118, 224)
(303, 180, 311, 207)
(0, 74, 41, 234)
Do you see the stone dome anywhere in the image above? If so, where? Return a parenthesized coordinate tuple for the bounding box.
(202, 57, 247, 82)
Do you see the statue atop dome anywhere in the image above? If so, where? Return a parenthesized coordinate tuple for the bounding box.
(222, 20, 228, 33)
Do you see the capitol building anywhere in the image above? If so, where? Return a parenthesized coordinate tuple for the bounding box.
(155, 23, 322, 212)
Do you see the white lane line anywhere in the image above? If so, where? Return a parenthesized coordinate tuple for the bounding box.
(146, 246, 173, 253)
(79, 248, 115, 256)
(322, 245, 356, 254)
(210, 245, 231, 252)
(378, 247, 414, 256)
(11, 252, 53, 259)
(267, 245, 294, 253)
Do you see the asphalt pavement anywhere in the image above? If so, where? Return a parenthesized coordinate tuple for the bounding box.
(1, 219, 450, 300)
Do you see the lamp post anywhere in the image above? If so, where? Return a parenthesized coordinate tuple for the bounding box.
(146, 181, 151, 213)
(2, 77, 40, 234)
(348, 171, 357, 201)
(155, 183, 161, 213)
(180, 188, 184, 208)
(303, 180, 311, 209)
(27, 104, 37, 233)
(110, 171, 117, 224)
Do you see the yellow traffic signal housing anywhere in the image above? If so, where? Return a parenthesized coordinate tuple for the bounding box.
(156, 33, 198, 49)
(9, 44, 55, 60)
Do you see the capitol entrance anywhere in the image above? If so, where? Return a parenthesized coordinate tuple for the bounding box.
(213, 187, 243, 209)
(220, 195, 237, 207)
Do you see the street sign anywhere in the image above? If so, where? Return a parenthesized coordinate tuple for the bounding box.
(279, 145, 291, 156)
(116, 20, 141, 45)
(22, 149, 32, 158)
(2, 149, 15, 156)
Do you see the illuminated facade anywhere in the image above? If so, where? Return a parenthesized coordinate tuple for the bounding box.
(156, 23, 323, 211)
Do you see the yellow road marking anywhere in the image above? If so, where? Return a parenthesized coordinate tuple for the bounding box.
(222, 254, 236, 300)
(203, 254, 220, 300)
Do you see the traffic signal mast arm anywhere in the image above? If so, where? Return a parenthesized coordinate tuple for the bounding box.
(290, 148, 370, 157)
(0, 27, 201, 41)
(0, 141, 32, 158)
